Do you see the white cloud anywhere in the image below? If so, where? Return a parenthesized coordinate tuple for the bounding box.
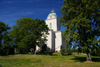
(3, 0, 40, 4)
(4, 1, 12, 3)
(18, 11, 35, 15)
(28, 0, 39, 2)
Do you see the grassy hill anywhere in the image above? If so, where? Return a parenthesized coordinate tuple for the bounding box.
(0, 52, 100, 67)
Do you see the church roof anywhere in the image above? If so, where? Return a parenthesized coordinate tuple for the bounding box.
(48, 10, 57, 17)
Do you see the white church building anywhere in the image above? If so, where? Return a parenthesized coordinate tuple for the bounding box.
(36, 10, 66, 52)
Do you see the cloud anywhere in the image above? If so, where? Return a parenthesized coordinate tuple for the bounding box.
(0, 8, 49, 22)
(18, 11, 35, 15)
(0, 0, 61, 27)
(1, 11, 35, 19)
(0, 7, 58, 22)
(28, 0, 38, 2)
(0, 9, 36, 27)
(2, 0, 39, 4)
(4, 1, 12, 3)
(0, 8, 48, 27)
(3, 1, 21, 3)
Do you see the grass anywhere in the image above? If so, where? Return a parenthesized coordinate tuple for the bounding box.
(0, 52, 100, 67)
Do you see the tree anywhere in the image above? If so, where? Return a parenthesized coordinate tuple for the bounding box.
(10, 17, 49, 54)
(0, 22, 11, 55)
(60, 0, 100, 61)
(90, 37, 100, 56)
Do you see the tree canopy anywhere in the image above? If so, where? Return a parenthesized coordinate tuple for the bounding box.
(0, 21, 11, 55)
(60, 0, 100, 61)
(10, 17, 49, 53)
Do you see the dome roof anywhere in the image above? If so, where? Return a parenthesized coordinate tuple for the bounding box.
(48, 10, 57, 17)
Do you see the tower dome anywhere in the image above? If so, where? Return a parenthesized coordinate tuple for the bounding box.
(47, 10, 57, 19)
(48, 10, 57, 17)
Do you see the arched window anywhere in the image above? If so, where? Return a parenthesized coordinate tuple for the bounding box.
(50, 16, 52, 19)
(50, 23, 52, 30)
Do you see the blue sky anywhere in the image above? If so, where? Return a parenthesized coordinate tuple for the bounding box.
(0, 0, 66, 31)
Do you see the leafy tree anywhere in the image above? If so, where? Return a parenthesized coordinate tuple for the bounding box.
(0, 21, 11, 55)
(10, 18, 49, 54)
(60, 0, 100, 61)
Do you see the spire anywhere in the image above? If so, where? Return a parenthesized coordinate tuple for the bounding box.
(47, 10, 57, 17)
(51, 10, 54, 13)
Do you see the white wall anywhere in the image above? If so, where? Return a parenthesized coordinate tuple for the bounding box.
(45, 15, 62, 52)
(55, 31, 62, 52)
(46, 30, 52, 49)
(52, 31, 55, 51)
(45, 18, 59, 31)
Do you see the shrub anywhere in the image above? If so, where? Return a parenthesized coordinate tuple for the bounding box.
(61, 48, 73, 55)
(61, 48, 67, 55)
(67, 49, 73, 55)
(90, 50, 100, 56)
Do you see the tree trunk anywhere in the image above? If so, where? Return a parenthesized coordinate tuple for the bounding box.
(34, 50, 36, 55)
(86, 53, 92, 61)
(30, 48, 34, 54)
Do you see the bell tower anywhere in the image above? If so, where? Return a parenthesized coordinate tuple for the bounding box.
(36, 10, 66, 52)
(45, 10, 60, 31)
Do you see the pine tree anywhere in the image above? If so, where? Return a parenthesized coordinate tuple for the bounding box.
(60, 0, 100, 61)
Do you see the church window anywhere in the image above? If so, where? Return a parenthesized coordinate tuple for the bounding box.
(50, 16, 52, 19)
(50, 23, 52, 30)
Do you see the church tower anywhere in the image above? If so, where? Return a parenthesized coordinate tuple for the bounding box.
(45, 10, 60, 31)
(36, 10, 66, 52)
(45, 10, 66, 52)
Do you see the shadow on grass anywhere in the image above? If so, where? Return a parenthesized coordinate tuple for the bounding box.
(71, 56, 86, 62)
(71, 56, 100, 62)
(0, 65, 2, 67)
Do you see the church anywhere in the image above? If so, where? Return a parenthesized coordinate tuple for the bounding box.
(36, 10, 66, 52)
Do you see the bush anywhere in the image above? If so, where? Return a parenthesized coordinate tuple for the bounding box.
(61, 48, 67, 55)
(67, 49, 73, 55)
(61, 48, 73, 55)
(90, 50, 100, 56)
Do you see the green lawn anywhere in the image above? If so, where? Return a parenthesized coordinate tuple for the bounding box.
(0, 52, 100, 67)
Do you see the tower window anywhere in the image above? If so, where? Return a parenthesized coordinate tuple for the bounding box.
(50, 23, 52, 30)
(50, 16, 52, 19)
